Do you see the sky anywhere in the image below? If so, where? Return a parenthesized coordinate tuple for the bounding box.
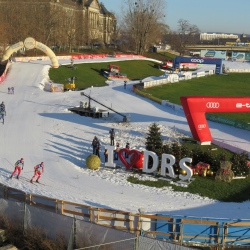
(103, 0, 250, 34)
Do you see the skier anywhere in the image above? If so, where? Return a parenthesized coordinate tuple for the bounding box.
(10, 158, 24, 179)
(0, 108, 6, 124)
(109, 128, 115, 146)
(8, 87, 10, 94)
(11, 87, 14, 95)
(30, 162, 44, 183)
(0, 102, 5, 112)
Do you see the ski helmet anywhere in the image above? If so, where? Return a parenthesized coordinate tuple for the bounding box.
(41, 162, 44, 166)
(20, 158, 24, 162)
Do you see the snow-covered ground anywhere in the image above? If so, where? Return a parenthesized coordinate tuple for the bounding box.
(1, 57, 250, 220)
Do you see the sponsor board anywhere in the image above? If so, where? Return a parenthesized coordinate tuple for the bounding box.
(200, 50, 226, 59)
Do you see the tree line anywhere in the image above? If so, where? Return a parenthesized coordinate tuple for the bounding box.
(0, 0, 200, 56)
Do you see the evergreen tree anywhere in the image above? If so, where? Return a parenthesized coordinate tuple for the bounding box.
(145, 123, 163, 156)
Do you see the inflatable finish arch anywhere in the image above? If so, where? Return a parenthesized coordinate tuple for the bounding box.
(173, 56, 223, 74)
(2, 37, 59, 68)
(180, 96, 250, 144)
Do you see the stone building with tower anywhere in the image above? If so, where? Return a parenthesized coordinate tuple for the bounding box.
(0, 0, 116, 47)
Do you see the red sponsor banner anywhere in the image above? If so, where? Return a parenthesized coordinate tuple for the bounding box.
(0, 63, 8, 84)
(180, 96, 250, 143)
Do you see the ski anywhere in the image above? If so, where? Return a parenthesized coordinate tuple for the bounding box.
(29, 180, 45, 186)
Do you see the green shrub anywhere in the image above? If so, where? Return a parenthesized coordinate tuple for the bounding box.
(231, 152, 250, 177)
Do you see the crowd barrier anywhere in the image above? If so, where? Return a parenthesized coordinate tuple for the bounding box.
(143, 70, 214, 89)
(228, 68, 250, 73)
(1, 180, 250, 248)
(14, 54, 146, 63)
(0, 61, 11, 84)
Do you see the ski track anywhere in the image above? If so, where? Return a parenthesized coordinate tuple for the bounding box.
(0, 58, 250, 220)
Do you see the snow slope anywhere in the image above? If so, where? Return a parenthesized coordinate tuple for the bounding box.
(1, 58, 250, 220)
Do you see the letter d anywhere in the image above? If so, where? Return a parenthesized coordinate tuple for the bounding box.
(142, 150, 159, 173)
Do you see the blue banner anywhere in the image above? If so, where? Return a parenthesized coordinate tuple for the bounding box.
(232, 52, 245, 60)
(173, 57, 223, 74)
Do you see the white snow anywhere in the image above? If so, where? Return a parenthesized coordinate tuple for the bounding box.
(1, 57, 250, 220)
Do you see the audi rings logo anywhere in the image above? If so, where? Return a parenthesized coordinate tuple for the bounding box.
(198, 124, 206, 129)
(206, 102, 220, 108)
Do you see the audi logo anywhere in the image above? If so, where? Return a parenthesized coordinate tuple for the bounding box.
(206, 102, 220, 108)
(198, 124, 206, 129)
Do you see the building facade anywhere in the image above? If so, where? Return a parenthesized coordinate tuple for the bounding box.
(0, 0, 116, 46)
(200, 33, 238, 41)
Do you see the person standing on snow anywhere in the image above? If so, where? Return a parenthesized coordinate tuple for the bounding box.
(91, 136, 98, 155)
(109, 128, 115, 146)
(125, 141, 130, 158)
(30, 162, 44, 183)
(124, 80, 127, 89)
(95, 141, 101, 158)
(10, 158, 24, 179)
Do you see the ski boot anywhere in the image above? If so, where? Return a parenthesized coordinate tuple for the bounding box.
(16, 176, 19, 179)
(30, 180, 33, 183)
(36, 180, 39, 183)
(9, 175, 12, 179)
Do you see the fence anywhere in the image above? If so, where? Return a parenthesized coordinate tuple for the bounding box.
(13, 54, 146, 62)
(143, 70, 214, 89)
(0, 198, 196, 250)
(1, 182, 250, 248)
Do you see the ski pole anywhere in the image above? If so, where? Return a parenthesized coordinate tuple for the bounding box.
(4, 158, 15, 168)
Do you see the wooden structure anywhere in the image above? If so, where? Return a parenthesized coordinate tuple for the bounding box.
(1, 183, 250, 248)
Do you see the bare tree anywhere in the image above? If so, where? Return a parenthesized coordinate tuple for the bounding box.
(123, 0, 167, 55)
(169, 19, 200, 56)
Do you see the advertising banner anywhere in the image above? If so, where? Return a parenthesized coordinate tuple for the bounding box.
(181, 96, 250, 143)
(245, 53, 250, 61)
(206, 113, 250, 131)
(201, 50, 226, 59)
(174, 56, 222, 74)
(232, 52, 245, 60)
(2, 42, 24, 62)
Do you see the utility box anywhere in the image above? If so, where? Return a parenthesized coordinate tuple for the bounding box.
(65, 83, 75, 90)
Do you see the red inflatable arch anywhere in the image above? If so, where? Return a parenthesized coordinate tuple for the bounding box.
(180, 96, 250, 144)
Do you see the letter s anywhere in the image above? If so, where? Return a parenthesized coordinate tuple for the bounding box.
(179, 157, 193, 180)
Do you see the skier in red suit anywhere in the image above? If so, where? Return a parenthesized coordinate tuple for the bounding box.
(30, 162, 44, 183)
(10, 158, 24, 179)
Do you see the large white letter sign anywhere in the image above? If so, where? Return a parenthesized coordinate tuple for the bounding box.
(161, 154, 176, 178)
(105, 145, 116, 168)
(142, 150, 159, 173)
(179, 158, 193, 180)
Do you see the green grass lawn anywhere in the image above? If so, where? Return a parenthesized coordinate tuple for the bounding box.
(143, 52, 176, 61)
(143, 73, 250, 123)
(49, 60, 163, 90)
(128, 175, 250, 202)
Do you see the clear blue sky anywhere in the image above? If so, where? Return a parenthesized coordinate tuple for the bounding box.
(102, 0, 250, 34)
